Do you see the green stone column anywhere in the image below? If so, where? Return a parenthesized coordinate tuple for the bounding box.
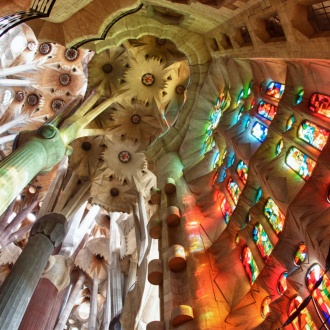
(0, 125, 66, 216)
(0, 213, 67, 330)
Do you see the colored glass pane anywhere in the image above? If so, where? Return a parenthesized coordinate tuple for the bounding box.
(257, 101, 278, 120)
(253, 223, 274, 261)
(293, 243, 307, 266)
(221, 198, 233, 224)
(296, 89, 304, 105)
(309, 93, 330, 118)
(255, 188, 262, 204)
(276, 139, 284, 156)
(266, 81, 285, 100)
(237, 160, 248, 184)
(277, 272, 288, 295)
(306, 264, 330, 327)
(251, 122, 268, 142)
(237, 105, 244, 122)
(237, 89, 244, 103)
(286, 147, 316, 180)
(247, 81, 253, 96)
(286, 115, 295, 131)
(264, 197, 286, 234)
(298, 120, 329, 151)
(250, 99, 256, 110)
(227, 177, 241, 205)
(246, 213, 251, 223)
(261, 296, 271, 318)
(246, 118, 251, 129)
(241, 245, 260, 284)
(288, 296, 317, 330)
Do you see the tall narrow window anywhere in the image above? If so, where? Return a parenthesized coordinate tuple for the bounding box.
(288, 296, 317, 330)
(227, 177, 241, 205)
(241, 245, 260, 284)
(265, 16, 285, 39)
(266, 81, 285, 100)
(264, 197, 285, 234)
(221, 197, 232, 224)
(286, 147, 316, 180)
(257, 101, 278, 121)
(251, 122, 268, 142)
(237, 160, 248, 184)
(298, 120, 329, 151)
(253, 223, 274, 261)
(308, 1, 330, 32)
(306, 264, 330, 327)
(309, 92, 330, 118)
(240, 26, 252, 44)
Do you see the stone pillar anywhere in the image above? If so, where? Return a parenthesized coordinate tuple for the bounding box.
(0, 213, 66, 330)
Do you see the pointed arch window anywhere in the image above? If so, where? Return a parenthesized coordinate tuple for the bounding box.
(306, 264, 330, 328)
(298, 120, 329, 151)
(220, 197, 232, 224)
(257, 101, 278, 121)
(227, 177, 241, 205)
(237, 160, 248, 184)
(264, 197, 285, 234)
(241, 245, 260, 284)
(286, 147, 316, 180)
(253, 223, 274, 261)
(266, 81, 285, 100)
(309, 92, 330, 118)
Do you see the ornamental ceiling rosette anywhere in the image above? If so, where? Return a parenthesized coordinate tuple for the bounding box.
(90, 171, 137, 213)
(100, 135, 147, 183)
(87, 46, 129, 97)
(68, 136, 105, 180)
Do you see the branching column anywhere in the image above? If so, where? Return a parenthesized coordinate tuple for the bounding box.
(0, 213, 66, 330)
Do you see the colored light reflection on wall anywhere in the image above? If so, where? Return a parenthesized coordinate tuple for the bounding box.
(227, 177, 241, 205)
(221, 197, 233, 224)
(309, 92, 330, 118)
(257, 101, 278, 121)
(261, 296, 271, 318)
(237, 160, 248, 184)
(242, 245, 260, 284)
(306, 264, 330, 328)
(266, 81, 285, 100)
(277, 272, 288, 295)
(288, 295, 317, 330)
(253, 223, 274, 261)
(275, 139, 284, 156)
(264, 197, 285, 234)
(251, 122, 268, 142)
(293, 243, 307, 266)
(286, 146, 316, 180)
(298, 120, 329, 151)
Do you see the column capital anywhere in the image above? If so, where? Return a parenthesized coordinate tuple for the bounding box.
(30, 213, 67, 247)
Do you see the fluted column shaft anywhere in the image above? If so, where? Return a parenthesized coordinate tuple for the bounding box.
(0, 213, 66, 330)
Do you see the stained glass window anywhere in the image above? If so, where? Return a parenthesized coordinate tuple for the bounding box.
(247, 81, 253, 96)
(221, 197, 233, 224)
(246, 118, 251, 129)
(253, 223, 274, 261)
(235, 234, 240, 245)
(255, 188, 262, 204)
(286, 147, 316, 180)
(286, 115, 295, 131)
(257, 101, 278, 121)
(309, 92, 330, 118)
(241, 245, 260, 284)
(306, 264, 330, 327)
(249, 99, 256, 110)
(288, 295, 317, 330)
(276, 139, 284, 156)
(261, 296, 271, 318)
(298, 120, 329, 151)
(264, 197, 286, 234)
(227, 177, 241, 205)
(237, 160, 248, 184)
(277, 272, 288, 295)
(251, 122, 268, 142)
(266, 81, 285, 100)
(293, 243, 307, 266)
(296, 89, 304, 105)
